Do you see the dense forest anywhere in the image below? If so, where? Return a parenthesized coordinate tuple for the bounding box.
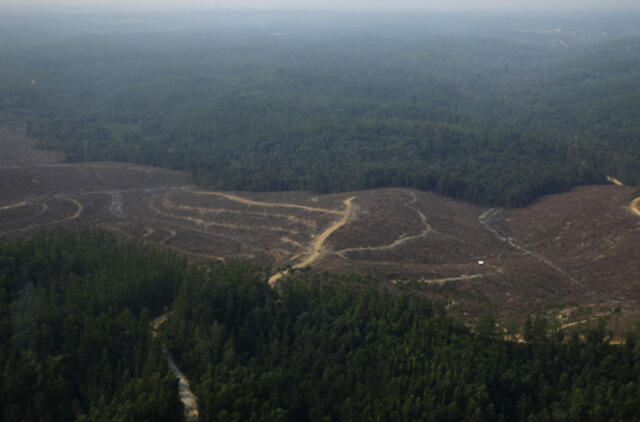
(4, 229, 640, 421)
(0, 230, 185, 421)
(1, 12, 640, 206)
(164, 266, 640, 421)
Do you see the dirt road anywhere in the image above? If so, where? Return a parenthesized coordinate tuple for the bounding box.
(151, 314, 198, 421)
(392, 274, 483, 285)
(195, 191, 343, 215)
(335, 192, 431, 256)
(605, 176, 639, 217)
(269, 197, 355, 285)
(631, 196, 640, 217)
(479, 208, 586, 290)
(0, 200, 29, 211)
(607, 176, 624, 186)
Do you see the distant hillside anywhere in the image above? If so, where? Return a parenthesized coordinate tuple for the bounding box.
(1, 13, 640, 206)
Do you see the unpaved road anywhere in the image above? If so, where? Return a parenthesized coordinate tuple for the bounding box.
(607, 176, 624, 186)
(1, 196, 84, 234)
(0, 200, 29, 211)
(393, 274, 483, 285)
(151, 314, 198, 421)
(631, 196, 640, 217)
(605, 176, 639, 217)
(195, 191, 343, 215)
(335, 192, 431, 256)
(269, 197, 355, 285)
(479, 208, 587, 291)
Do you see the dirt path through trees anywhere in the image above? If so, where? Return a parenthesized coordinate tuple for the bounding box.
(152, 314, 199, 421)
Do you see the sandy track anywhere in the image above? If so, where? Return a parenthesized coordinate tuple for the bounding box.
(269, 197, 355, 285)
(631, 196, 640, 217)
(159, 192, 314, 230)
(1, 196, 83, 228)
(479, 208, 586, 290)
(0, 200, 30, 211)
(607, 176, 624, 186)
(194, 191, 343, 215)
(393, 274, 483, 285)
(164, 200, 317, 229)
(295, 197, 355, 268)
(335, 192, 431, 256)
(149, 194, 299, 235)
(0, 202, 48, 226)
(151, 314, 199, 421)
(56, 196, 84, 222)
(605, 176, 639, 217)
(559, 314, 609, 330)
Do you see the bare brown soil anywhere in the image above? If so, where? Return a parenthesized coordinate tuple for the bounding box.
(2, 128, 640, 331)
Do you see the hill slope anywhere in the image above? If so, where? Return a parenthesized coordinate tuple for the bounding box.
(2, 128, 639, 331)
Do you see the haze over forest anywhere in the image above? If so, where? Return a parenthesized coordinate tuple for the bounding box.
(3, 0, 640, 12)
(2, 6, 640, 421)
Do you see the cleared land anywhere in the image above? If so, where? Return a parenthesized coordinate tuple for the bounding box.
(2, 128, 640, 332)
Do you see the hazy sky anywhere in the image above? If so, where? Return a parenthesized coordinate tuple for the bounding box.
(3, 0, 639, 12)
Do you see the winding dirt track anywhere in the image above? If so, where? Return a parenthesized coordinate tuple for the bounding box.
(152, 314, 199, 421)
(194, 191, 343, 215)
(335, 192, 431, 256)
(57, 196, 84, 222)
(268, 197, 355, 286)
(1, 196, 84, 234)
(148, 193, 300, 235)
(606, 176, 639, 217)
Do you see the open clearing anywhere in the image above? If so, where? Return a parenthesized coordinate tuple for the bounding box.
(2, 128, 640, 330)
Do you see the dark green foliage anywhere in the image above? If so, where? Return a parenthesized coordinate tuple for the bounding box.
(0, 230, 185, 421)
(165, 266, 640, 421)
(4, 229, 640, 421)
(2, 14, 639, 206)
